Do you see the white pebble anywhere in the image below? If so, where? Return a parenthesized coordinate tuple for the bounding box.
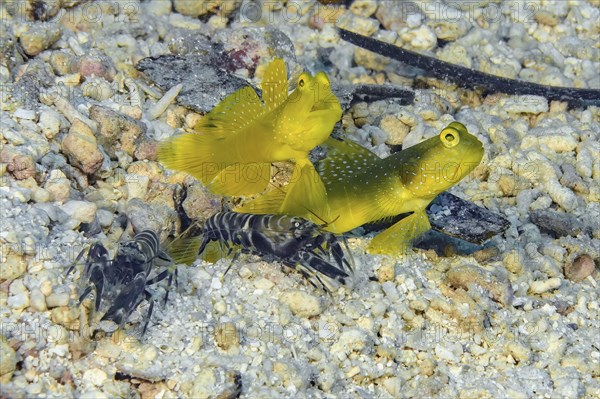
(29, 288, 47, 312)
(280, 290, 324, 318)
(8, 292, 29, 309)
(83, 368, 108, 387)
(506, 341, 531, 363)
(45, 292, 70, 308)
(41, 91, 98, 132)
(522, 135, 578, 153)
(142, 345, 158, 361)
(7, 279, 29, 309)
(79, 390, 108, 399)
(214, 300, 227, 314)
(406, 13, 422, 28)
(544, 178, 578, 212)
(238, 267, 253, 279)
(47, 326, 69, 345)
(125, 174, 149, 199)
(14, 108, 37, 120)
(253, 278, 274, 291)
(26, 382, 43, 395)
(435, 343, 460, 363)
(147, 0, 172, 16)
(146, 83, 183, 120)
(330, 329, 370, 361)
(124, 78, 141, 107)
(82, 78, 114, 101)
(39, 108, 62, 139)
(60, 200, 97, 223)
(210, 277, 222, 290)
(537, 135, 578, 152)
(152, 120, 175, 141)
(67, 36, 85, 56)
(401, 25, 437, 50)
(501, 95, 549, 114)
(50, 344, 69, 357)
(529, 277, 562, 294)
(0, 338, 17, 377)
(576, 146, 594, 178)
(398, 111, 418, 126)
(31, 188, 51, 203)
(12, 189, 28, 203)
(2, 129, 25, 145)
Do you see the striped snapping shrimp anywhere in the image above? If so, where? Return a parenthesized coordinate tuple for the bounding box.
(196, 211, 353, 289)
(69, 230, 176, 335)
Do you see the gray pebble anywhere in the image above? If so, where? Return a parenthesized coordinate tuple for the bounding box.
(565, 254, 596, 282)
(96, 209, 114, 228)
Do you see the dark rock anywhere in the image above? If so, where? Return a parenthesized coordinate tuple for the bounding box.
(137, 27, 298, 113)
(136, 54, 250, 114)
(13, 59, 54, 108)
(427, 192, 511, 244)
(138, 53, 414, 114)
(530, 208, 592, 238)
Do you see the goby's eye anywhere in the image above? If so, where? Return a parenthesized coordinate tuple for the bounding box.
(440, 128, 460, 148)
(298, 79, 305, 88)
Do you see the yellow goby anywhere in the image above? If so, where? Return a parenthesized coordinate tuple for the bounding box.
(239, 122, 484, 254)
(158, 58, 342, 210)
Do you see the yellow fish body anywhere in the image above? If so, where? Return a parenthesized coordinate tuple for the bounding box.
(158, 59, 342, 204)
(239, 122, 484, 254)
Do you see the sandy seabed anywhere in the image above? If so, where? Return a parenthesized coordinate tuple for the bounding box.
(0, 1, 599, 398)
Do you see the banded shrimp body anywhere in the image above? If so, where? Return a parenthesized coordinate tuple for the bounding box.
(68, 230, 177, 336)
(196, 212, 354, 291)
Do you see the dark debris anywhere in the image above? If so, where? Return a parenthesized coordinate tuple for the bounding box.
(530, 208, 593, 238)
(427, 192, 510, 244)
(136, 54, 250, 114)
(137, 54, 415, 114)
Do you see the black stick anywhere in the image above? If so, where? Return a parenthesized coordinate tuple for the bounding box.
(339, 28, 600, 107)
